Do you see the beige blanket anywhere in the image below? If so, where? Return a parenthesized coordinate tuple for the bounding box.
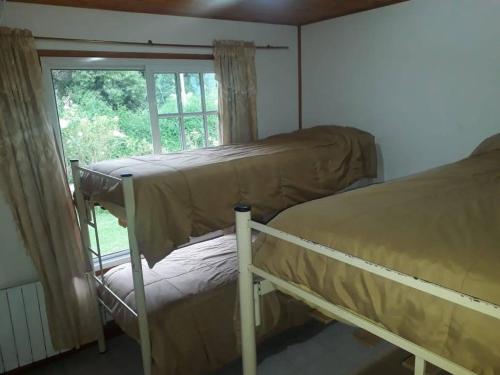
(103, 235, 309, 375)
(81, 125, 377, 266)
(254, 148, 500, 374)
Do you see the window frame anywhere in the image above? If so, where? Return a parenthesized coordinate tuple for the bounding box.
(40, 57, 220, 264)
(40, 57, 219, 156)
(151, 71, 219, 152)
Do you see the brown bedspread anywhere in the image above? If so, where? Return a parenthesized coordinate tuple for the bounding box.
(81, 125, 376, 266)
(253, 148, 500, 374)
(103, 235, 309, 375)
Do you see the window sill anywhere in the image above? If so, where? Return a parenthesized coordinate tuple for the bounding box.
(93, 250, 130, 272)
(92, 229, 229, 272)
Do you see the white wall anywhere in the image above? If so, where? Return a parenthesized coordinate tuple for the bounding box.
(0, 197, 38, 289)
(1, 3, 299, 289)
(302, 0, 500, 180)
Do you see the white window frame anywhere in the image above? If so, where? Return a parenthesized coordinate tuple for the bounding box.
(152, 71, 219, 151)
(41, 57, 218, 156)
(40, 57, 219, 266)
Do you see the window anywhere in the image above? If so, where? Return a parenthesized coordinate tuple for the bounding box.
(154, 72, 220, 152)
(51, 69, 152, 181)
(42, 58, 220, 258)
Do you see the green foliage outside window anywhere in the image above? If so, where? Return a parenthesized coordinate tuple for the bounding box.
(53, 70, 153, 181)
(52, 69, 219, 255)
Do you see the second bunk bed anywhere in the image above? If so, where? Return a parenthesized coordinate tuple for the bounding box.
(71, 125, 378, 375)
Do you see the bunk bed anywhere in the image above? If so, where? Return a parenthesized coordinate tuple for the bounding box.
(71, 125, 378, 375)
(79, 125, 377, 266)
(235, 134, 500, 375)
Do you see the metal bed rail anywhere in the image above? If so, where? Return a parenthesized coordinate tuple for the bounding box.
(235, 205, 500, 375)
(70, 160, 151, 375)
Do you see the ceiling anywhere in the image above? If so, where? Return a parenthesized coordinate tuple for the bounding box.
(12, 0, 407, 25)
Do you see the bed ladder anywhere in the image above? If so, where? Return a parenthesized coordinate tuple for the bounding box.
(71, 161, 152, 375)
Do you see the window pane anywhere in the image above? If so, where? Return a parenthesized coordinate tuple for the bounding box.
(184, 116, 205, 149)
(180, 73, 202, 113)
(207, 114, 221, 147)
(159, 117, 182, 152)
(155, 73, 178, 114)
(203, 73, 218, 112)
(51, 69, 150, 256)
(51, 69, 152, 182)
(90, 208, 129, 255)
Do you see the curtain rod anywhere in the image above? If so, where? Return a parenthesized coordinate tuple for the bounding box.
(34, 36, 289, 50)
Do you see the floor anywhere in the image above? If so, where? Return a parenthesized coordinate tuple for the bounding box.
(20, 322, 416, 375)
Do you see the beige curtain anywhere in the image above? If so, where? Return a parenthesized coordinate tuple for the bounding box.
(0, 28, 100, 349)
(214, 40, 258, 144)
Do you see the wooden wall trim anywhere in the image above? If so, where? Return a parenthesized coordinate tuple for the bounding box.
(297, 25, 302, 130)
(37, 50, 214, 60)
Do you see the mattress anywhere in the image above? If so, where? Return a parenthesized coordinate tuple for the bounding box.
(81, 125, 377, 266)
(253, 146, 500, 374)
(102, 234, 310, 375)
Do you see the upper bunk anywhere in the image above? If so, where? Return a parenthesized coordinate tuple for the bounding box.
(79, 125, 378, 266)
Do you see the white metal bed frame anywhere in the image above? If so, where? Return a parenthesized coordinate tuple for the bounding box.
(234, 205, 500, 375)
(70, 156, 500, 375)
(70, 160, 152, 375)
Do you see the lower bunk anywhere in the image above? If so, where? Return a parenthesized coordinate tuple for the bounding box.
(101, 234, 310, 375)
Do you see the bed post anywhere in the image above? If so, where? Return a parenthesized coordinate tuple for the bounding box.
(121, 174, 152, 375)
(235, 205, 257, 375)
(414, 357, 427, 375)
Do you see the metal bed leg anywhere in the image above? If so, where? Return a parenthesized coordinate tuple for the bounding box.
(415, 356, 426, 375)
(122, 174, 152, 375)
(235, 205, 257, 375)
(253, 282, 262, 327)
(71, 160, 106, 354)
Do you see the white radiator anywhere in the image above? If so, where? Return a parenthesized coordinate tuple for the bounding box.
(0, 282, 60, 373)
